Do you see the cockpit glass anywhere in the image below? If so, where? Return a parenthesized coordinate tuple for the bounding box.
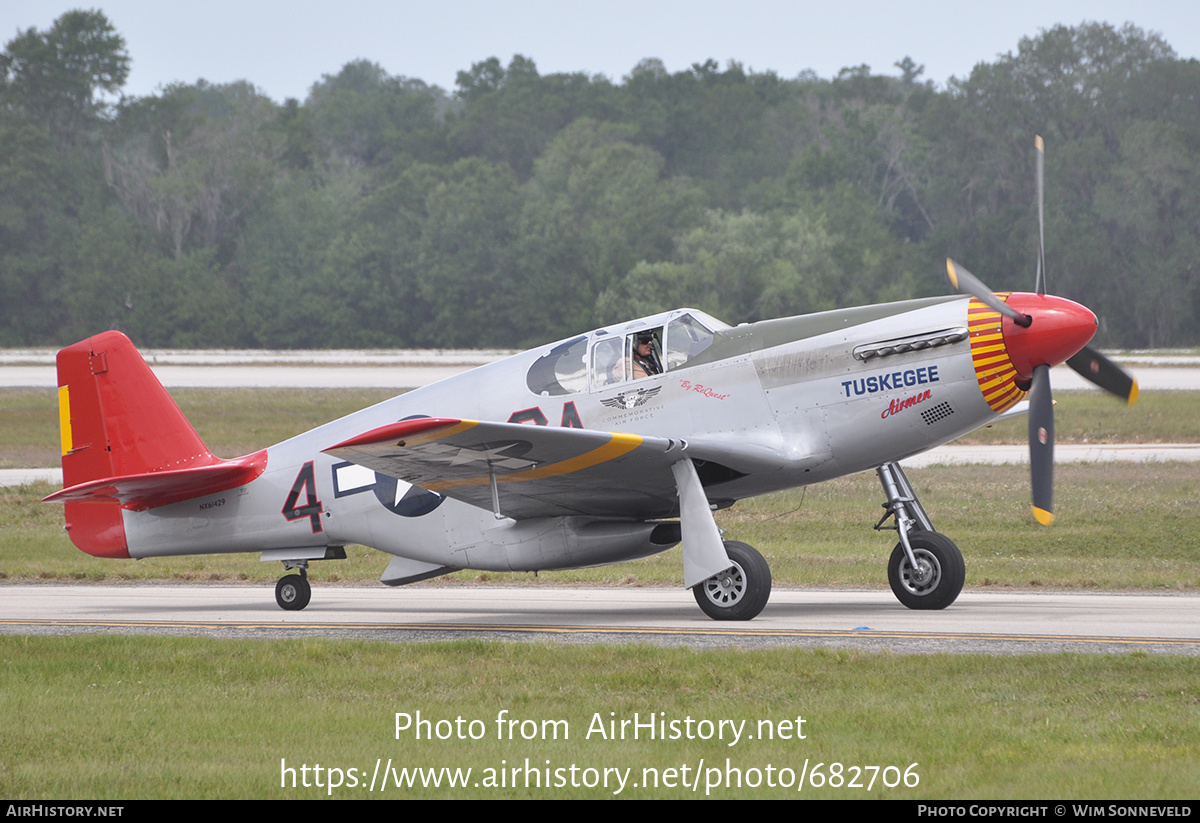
(591, 336, 624, 387)
(589, 313, 716, 388)
(526, 336, 589, 396)
(665, 314, 714, 370)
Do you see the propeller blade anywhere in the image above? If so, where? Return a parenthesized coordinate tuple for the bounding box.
(946, 259, 1031, 327)
(1066, 345, 1139, 405)
(1035, 135, 1046, 295)
(1028, 364, 1054, 525)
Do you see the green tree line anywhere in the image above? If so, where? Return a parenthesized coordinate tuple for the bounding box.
(2, 11, 1198, 348)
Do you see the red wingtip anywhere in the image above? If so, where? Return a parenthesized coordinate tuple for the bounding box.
(326, 418, 467, 451)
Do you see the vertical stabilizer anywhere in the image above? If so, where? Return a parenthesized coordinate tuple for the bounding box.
(55, 331, 222, 557)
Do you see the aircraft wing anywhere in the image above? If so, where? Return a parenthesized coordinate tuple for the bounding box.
(324, 418, 689, 520)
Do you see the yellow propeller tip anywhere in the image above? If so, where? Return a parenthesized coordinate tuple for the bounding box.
(946, 259, 959, 289)
(1035, 135, 1044, 151)
(1033, 507, 1055, 526)
(1128, 382, 1139, 406)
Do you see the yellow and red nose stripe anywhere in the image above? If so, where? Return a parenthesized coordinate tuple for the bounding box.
(968, 296, 1028, 413)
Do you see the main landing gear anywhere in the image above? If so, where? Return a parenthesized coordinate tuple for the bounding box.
(276, 568, 311, 611)
(875, 462, 964, 610)
(692, 540, 772, 621)
(272, 548, 347, 610)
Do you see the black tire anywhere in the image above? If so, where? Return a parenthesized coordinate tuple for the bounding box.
(888, 531, 964, 610)
(692, 541, 772, 621)
(275, 574, 311, 611)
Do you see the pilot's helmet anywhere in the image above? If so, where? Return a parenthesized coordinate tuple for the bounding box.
(636, 331, 655, 345)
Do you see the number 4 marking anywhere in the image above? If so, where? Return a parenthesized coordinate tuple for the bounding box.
(283, 461, 323, 533)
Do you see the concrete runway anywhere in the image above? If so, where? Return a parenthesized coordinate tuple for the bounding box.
(3, 583, 1198, 655)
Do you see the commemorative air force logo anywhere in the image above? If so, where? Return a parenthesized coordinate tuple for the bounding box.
(601, 387, 662, 410)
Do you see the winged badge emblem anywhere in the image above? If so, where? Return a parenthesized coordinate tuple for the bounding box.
(601, 386, 662, 410)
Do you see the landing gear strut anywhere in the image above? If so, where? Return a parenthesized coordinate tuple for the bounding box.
(875, 462, 964, 610)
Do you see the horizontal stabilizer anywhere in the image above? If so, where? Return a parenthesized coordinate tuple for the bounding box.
(44, 450, 267, 511)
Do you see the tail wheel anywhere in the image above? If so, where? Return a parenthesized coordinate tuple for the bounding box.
(693, 540, 771, 621)
(888, 531, 964, 610)
(275, 574, 311, 611)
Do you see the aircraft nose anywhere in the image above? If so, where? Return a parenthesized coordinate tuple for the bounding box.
(1002, 293, 1098, 382)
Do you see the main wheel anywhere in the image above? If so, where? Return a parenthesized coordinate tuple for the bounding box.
(275, 574, 311, 611)
(888, 531, 964, 610)
(692, 540, 772, 621)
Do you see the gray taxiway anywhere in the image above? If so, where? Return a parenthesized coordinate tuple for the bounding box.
(3, 584, 1197, 656)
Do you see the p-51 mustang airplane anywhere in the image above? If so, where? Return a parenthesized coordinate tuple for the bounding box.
(45, 138, 1136, 621)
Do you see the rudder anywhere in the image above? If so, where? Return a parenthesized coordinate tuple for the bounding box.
(55, 331, 223, 558)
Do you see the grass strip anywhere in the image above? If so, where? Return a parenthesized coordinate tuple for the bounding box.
(0, 635, 1196, 799)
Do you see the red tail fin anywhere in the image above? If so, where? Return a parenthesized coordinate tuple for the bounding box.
(51, 332, 264, 558)
(57, 332, 217, 484)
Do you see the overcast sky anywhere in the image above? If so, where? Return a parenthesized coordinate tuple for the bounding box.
(4, 1, 1199, 102)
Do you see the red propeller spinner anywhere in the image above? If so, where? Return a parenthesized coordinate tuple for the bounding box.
(1001, 293, 1098, 382)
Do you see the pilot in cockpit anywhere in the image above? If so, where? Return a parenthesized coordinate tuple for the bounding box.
(630, 330, 663, 379)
